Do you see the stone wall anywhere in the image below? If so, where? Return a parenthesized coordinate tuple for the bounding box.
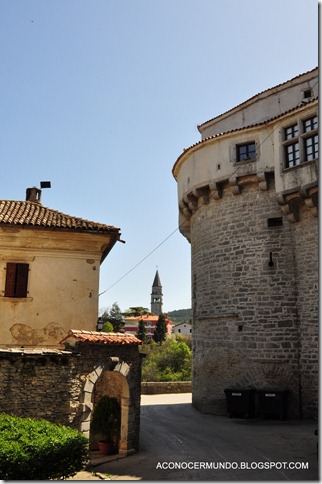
(0, 349, 76, 423)
(0, 343, 143, 454)
(141, 381, 192, 394)
(291, 211, 318, 418)
(190, 178, 317, 418)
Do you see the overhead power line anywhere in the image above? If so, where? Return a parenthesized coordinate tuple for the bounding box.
(100, 95, 315, 296)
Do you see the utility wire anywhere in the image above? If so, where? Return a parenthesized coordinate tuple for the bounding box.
(99, 93, 317, 297)
(99, 226, 180, 296)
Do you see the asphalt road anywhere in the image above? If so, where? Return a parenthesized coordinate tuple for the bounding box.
(93, 393, 318, 481)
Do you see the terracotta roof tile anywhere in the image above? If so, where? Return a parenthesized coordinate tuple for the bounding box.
(0, 200, 120, 234)
(173, 97, 318, 177)
(198, 67, 318, 129)
(0, 347, 72, 356)
(60, 329, 143, 346)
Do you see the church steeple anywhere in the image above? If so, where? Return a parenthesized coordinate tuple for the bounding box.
(151, 270, 163, 315)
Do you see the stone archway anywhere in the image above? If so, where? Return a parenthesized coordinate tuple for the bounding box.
(79, 358, 134, 455)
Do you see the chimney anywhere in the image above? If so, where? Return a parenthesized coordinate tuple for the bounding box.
(26, 187, 42, 203)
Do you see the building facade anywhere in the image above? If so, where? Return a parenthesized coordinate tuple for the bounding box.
(0, 187, 121, 346)
(172, 322, 192, 338)
(124, 313, 173, 340)
(172, 68, 318, 419)
(0, 187, 144, 455)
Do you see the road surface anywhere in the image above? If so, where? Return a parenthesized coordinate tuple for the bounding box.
(93, 393, 318, 481)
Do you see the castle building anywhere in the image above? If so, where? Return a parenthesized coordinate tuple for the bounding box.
(172, 68, 318, 419)
(150, 270, 163, 315)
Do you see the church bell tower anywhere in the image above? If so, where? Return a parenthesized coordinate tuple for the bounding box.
(151, 270, 163, 315)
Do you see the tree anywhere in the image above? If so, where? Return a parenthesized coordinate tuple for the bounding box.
(153, 313, 167, 344)
(102, 321, 114, 333)
(106, 302, 124, 332)
(141, 337, 192, 382)
(136, 318, 147, 343)
(123, 307, 150, 317)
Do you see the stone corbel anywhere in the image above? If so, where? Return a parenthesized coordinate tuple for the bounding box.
(209, 182, 223, 200)
(179, 199, 192, 220)
(183, 193, 198, 212)
(192, 187, 209, 205)
(299, 185, 318, 217)
(182, 206, 192, 218)
(257, 172, 268, 191)
(277, 194, 300, 223)
(304, 196, 318, 217)
(228, 175, 241, 195)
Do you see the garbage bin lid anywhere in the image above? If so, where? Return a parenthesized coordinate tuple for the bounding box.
(257, 387, 288, 393)
(224, 387, 256, 392)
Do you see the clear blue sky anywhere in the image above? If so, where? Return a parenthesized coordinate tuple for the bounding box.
(0, 0, 318, 314)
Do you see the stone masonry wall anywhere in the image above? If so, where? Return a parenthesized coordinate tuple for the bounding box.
(191, 180, 305, 417)
(291, 210, 318, 419)
(141, 381, 192, 394)
(0, 350, 77, 423)
(0, 343, 143, 452)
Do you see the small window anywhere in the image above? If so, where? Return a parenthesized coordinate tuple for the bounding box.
(304, 135, 318, 161)
(285, 124, 298, 140)
(237, 142, 256, 162)
(303, 116, 318, 133)
(267, 217, 283, 227)
(285, 142, 300, 168)
(303, 116, 318, 162)
(4, 263, 29, 297)
(283, 115, 318, 169)
(303, 89, 312, 99)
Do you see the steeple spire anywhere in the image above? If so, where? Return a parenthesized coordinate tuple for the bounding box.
(151, 270, 163, 315)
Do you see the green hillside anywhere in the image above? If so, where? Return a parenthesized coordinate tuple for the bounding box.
(168, 309, 192, 324)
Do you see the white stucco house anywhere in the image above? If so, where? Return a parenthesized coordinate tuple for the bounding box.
(172, 322, 192, 337)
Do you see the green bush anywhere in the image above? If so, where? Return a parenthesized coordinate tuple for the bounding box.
(0, 413, 89, 480)
(90, 396, 121, 444)
(141, 337, 192, 382)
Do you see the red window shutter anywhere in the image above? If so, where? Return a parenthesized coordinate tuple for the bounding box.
(5, 263, 29, 297)
(4, 263, 16, 297)
(15, 263, 29, 297)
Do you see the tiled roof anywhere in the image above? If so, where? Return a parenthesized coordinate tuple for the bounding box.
(173, 97, 318, 177)
(0, 347, 72, 356)
(0, 200, 120, 234)
(198, 67, 318, 129)
(60, 329, 143, 346)
(124, 314, 171, 322)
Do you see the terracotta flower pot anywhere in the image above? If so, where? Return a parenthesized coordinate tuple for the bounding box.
(98, 440, 113, 455)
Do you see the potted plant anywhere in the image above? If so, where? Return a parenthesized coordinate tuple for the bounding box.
(90, 396, 121, 455)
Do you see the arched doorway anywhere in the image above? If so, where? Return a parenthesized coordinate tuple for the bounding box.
(79, 359, 135, 455)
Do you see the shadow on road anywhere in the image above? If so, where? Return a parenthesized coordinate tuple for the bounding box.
(91, 395, 318, 481)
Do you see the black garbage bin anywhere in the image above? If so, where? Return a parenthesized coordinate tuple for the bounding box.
(224, 387, 256, 418)
(257, 388, 288, 420)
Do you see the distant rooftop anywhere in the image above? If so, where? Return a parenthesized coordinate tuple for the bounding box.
(60, 329, 143, 346)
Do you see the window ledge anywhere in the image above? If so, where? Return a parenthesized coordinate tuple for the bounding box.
(283, 158, 318, 172)
(0, 297, 33, 302)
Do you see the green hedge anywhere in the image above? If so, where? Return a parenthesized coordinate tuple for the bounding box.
(0, 413, 89, 480)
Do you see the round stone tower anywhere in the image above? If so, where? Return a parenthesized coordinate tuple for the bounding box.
(172, 68, 318, 419)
